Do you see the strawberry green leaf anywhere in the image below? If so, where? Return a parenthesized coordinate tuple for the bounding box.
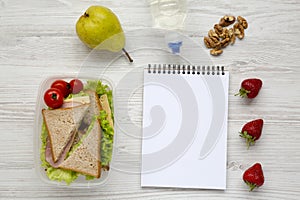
(245, 181, 257, 192)
(235, 88, 250, 98)
(239, 131, 256, 149)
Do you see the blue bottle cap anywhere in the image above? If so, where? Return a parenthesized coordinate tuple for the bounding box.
(168, 41, 182, 54)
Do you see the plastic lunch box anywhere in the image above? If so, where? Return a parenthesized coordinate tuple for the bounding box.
(34, 75, 115, 187)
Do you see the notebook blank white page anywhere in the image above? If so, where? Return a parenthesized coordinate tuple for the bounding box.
(141, 65, 229, 190)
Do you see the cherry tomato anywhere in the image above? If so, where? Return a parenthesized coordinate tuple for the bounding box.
(44, 88, 64, 109)
(51, 80, 71, 98)
(69, 79, 84, 94)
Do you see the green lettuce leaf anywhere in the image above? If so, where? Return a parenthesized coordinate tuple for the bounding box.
(99, 110, 114, 167)
(85, 175, 95, 181)
(46, 167, 79, 185)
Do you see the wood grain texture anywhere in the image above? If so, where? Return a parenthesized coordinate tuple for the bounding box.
(1, 0, 300, 199)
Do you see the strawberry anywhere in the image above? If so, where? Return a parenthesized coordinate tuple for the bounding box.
(240, 119, 263, 148)
(235, 78, 262, 98)
(243, 163, 265, 191)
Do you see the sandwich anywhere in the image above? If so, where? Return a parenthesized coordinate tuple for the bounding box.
(40, 80, 114, 184)
(42, 104, 90, 164)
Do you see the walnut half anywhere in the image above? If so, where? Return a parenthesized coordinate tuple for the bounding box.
(208, 29, 219, 41)
(210, 48, 223, 56)
(228, 28, 236, 45)
(233, 23, 245, 39)
(214, 24, 223, 36)
(237, 16, 248, 29)
(219, 38, 230, 48)
(219, 28, 229, 39)
(219, 15, 236, 27)
(204, 37, 218, 48)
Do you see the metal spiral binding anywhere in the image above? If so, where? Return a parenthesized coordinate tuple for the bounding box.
(147, 64, 225, 75)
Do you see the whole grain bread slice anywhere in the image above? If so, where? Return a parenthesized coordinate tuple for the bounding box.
(59, 119, 102, 178)
(74, 90, 102, 144)
(42, 104, 90, 162)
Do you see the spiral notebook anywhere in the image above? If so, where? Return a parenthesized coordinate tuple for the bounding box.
(141, 64, 229, 190)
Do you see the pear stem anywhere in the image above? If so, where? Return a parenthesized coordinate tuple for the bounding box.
(122, 48, 133, 63)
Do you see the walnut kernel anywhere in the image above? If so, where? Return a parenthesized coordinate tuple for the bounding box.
(214, 24, 223, 36)
(210, 36, 219, 44)
(237, 16, 248, 29)
(219, 28, 229, 39)
(228, 28, 236, 45)
(219, 15, 236, 27)
(204, 36, 218, 48)
(233, 23, 245, 39)
(208, 29, 219, 40)
(210, 48, 223, 56)
(220, 38, 230, 48)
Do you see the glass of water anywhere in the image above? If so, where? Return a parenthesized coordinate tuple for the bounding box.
(147, 0, 187, 30)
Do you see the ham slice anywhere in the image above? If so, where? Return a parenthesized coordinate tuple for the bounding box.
(61, 96, 90, 108)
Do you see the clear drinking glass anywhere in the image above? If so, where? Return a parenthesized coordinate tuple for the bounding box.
(147, 0, 187, 30)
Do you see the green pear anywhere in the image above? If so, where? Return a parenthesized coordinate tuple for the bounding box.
(76, 5, 132, 62)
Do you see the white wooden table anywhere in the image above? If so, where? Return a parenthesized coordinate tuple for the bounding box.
(1, 0, 300, 199)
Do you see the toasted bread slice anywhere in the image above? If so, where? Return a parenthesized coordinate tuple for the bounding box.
(42, 104, 90, 162)
(59, 119, 102, 178)
(75, 91, 102, 144)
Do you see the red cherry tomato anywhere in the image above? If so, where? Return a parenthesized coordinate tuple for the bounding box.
(51, 80, 71, 98)
(69, 79, 84, 94)
(44, 88, 64, 109)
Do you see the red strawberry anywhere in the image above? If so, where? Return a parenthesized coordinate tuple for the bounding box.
(243, 163, 265, 191)
(235, 78, 262, 98)
(240, 119, 263, 148)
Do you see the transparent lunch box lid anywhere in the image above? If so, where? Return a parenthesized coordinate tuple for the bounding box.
(33, 28, 214, 187)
